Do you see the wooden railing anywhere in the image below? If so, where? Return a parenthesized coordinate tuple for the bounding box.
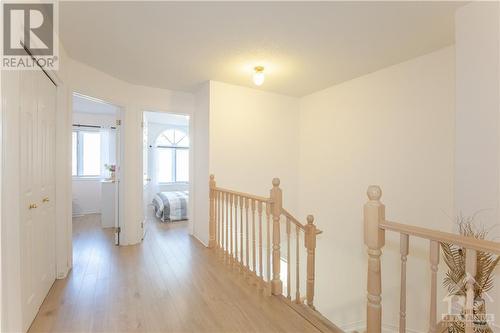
(364, 185, 500, 333)
(209, 175, 321, 310)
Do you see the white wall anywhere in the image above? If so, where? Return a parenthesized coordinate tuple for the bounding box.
(0, 58, 3, 333)
(192, 82, 210, 244)
(1, 69, 23, 333)
(455, 0, 500, 229)
(455, 2, 500, 330)
(298, 47, 455, 332)
(72, 180, 102, 215)
(0, 64, 4, 330)
(209, 81, 300, 213)
(73, 112, 116, 128)
(54, 45, 73, 281)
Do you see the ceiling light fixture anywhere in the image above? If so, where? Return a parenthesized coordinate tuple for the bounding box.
(253, 66, 265, 86)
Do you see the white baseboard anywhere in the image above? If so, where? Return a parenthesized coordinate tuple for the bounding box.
(72, 211, 101, 217)
(382, 323, 425, 333)
(340, 320, 364, 332)
(191, 234, 209, 247)
(56, 266, 70, 280)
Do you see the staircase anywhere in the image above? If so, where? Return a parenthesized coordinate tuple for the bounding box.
(208, 175, 341, 332)
(208, 176, 500, 333)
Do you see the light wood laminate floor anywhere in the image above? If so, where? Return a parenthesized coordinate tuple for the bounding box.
(28, 213, 321, 333)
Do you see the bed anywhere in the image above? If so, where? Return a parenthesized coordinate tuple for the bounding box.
(152, 191, 189, 222)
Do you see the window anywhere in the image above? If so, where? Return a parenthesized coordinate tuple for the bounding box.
(156, 129, 189, 183)
(157, 148, 173, 183)
(72, 130, 101, 177)
(72, 132, 77, 176)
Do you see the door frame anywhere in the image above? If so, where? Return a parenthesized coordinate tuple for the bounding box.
(70, 92, 125, 246)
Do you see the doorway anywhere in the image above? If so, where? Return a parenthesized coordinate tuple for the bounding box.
(142, 111, 190, 235)
(71, 92, 122, 245)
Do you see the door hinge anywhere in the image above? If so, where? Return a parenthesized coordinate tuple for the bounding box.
(116, 119, 121, 126)
(141, 222, 144, 229)
(115, 226, 121, 234)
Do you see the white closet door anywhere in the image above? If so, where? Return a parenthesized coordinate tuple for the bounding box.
(19, 69, 40, 330)
(19, 69, 57, 331)
(37, 70, 56, 298)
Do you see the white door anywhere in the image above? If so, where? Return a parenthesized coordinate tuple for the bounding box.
(19, 69, 40, 330)
(37, 70, 56, 298)
(19, 69, 56, 331)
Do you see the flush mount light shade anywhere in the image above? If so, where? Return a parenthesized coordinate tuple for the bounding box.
(253, 66, 265, 86)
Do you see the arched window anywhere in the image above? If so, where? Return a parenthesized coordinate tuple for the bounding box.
(156, 129, 189, 148)
(156, 129, 189, 183)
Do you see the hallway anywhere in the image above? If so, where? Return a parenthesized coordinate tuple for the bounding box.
(28, 214, 321, 333)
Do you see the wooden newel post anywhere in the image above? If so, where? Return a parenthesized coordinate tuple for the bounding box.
(270, 178, 283, 295)
(364, 185, 385, 333)
(209, 174, 216, 248)
(304, 214, 317, 309)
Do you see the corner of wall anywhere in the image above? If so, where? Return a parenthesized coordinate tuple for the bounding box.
(192, 81, 210, 246)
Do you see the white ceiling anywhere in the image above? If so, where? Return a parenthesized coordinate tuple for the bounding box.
(60, 1, 465, 97)
(73, 93, 120, 115)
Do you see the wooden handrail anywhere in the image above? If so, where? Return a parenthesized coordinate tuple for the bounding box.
(282, 208, 305, 230)
(282, 208, 323, 234)
(380, 220, 500, 255)
(214, 186, 270, 203)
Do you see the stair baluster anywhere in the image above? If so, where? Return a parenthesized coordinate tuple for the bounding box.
(429, 240, 440, 333)
(234, 195, 239, 265)
(266, 202, 271, 295)
(295, 225, 301, 304)
(258, 201, 264, 287)
(270, 178, 283, 295)
(286, 217, 291, 300)
(245, 197, 250, 275)
(239, 196, 244, 271)
(399, 233, 409, 333)
(209, 175, 216, 248)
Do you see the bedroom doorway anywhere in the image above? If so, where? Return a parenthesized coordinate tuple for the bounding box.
(72, 93, 123, 245)
(142, 111, 190, 236)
